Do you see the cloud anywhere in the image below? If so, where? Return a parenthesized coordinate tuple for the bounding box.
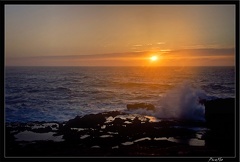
(182, 44, 234, 50)
(165, 47, 235, 57)
(160, 49, 171, 52)
(5, 51, 150, 66)
(6, 47, 235, 67)
(157, 42, 165, 45)
(133, 44, 142, 47)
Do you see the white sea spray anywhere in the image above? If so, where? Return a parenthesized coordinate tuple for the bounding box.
(155, 82, 207, 121)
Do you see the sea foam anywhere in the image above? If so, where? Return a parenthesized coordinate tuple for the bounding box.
(127, 83, 208, 121)
(155, 83, 207, 121)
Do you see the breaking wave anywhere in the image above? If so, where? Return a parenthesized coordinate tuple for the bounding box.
(156, 83, 207, 121)
(127, 83, 210, 121)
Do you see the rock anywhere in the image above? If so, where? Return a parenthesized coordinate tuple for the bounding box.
(62, 111, 124, 129)
(101, 111, 123, 117)
(32, 126, 52, 133)
(6, 106, 235, 156)
(204, 98, 234, 129)
(132, 117, 141, 125)
(64, 113, 106, 128)
(204, 98, 235, 156)
(127, 103, 155, 111)
(112, 118, 124, 125)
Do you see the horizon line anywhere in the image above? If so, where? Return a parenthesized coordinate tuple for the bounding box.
(5, 65, 236, 67)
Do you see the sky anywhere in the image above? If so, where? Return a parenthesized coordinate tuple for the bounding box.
(5, 5, 235, 66)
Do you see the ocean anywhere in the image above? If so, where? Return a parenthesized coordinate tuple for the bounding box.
(5, 66, 235, 123)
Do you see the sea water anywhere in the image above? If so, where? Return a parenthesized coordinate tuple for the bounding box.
(5, 66, 235, 122)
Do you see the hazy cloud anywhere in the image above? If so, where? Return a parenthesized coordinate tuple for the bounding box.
(157, 42, 165, 45)
(182, 44, 235, 50)
(133, 44, 143, 47)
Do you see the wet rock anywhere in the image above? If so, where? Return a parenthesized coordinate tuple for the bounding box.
(204, 98, 234, 129)
(101, 111, 124, 117)
(204, 98, 235, 156)
(64, 113, 106, 128)
(6, 108, 234, 156)
(52, 124, 58, 128)
(61, 111, 124, 131)
(112, 118, 124, 125)
(32, 126, 52, 133)
(132, 117, 141, 125)
(127, 103, 155, 111)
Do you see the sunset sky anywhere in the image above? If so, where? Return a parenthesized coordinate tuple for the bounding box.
(5, 5, 235, 66)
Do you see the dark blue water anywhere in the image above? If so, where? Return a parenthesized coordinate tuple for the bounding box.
(5, 66, 235, 122)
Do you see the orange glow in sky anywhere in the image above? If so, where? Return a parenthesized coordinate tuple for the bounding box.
(5, 5, 235, 66)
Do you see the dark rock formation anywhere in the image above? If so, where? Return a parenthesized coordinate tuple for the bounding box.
(127, 103, 155, 111)
(63, 111, 123, 129)
(204, 98, 235, 129)
(204, 98, 235, 156)
(6, 101, 236, 157)
(64, 114, 105, 128)
(32, 126, 52, 133)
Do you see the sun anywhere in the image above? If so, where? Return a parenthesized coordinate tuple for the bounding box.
(150, 55, 158, 62)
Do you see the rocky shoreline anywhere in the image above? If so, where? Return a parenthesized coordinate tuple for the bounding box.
(5, 98, 235, 157)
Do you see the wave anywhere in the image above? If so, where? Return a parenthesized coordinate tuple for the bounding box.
(126, 83, 210, 121)
(53, 87, 72, 92)
(156, 83, 207, 121)
(111, 81, 173, 90)
(203, 83, 234, 91)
